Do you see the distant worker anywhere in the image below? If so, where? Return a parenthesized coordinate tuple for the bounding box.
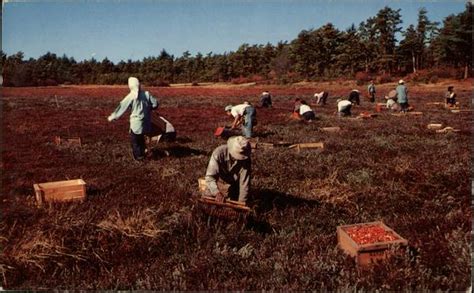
(385, 91, 401, 112)
(314, 91, 329, 105)
(337, 99, 352, 117)
(151, 115, 176, 143)
(260, 91, 273, 108)
(299, 100, 316, 122)
(445, 86, 457, 107)
(225, 103, 257, 138)
(293, 98, 302, 113)
(108, 77, 158, 161)
(367, 80, 376, 103)
(205, 136, 251, 204)
(396, 80, 409, 112)
(348, 89, 361, 105)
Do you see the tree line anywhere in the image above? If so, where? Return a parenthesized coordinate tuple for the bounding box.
(1, 4, 472, 87)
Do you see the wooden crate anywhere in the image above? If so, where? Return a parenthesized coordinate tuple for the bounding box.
(451, 109, 472, 113)
(320, 127, 341, 133)
(289, 142, 324, 152)
(54, 136, 82, 146)
(337, 221, 408, 267)
(436, 127, 460, 133)
(427, 123, 443, 130)
(34, 179, 86, 205)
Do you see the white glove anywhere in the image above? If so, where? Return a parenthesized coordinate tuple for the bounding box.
(107, 115, 114, 122)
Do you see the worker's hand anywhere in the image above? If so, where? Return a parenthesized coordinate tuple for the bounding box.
(107, 115, 114, 122)
(215, 192, 225, 203)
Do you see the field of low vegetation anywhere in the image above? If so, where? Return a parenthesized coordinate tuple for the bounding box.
(1, 80, 471, 290)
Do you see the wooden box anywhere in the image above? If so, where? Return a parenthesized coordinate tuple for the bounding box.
(337, 221, 408, 267)
(289, 142, 324, 152)
(427, 123, 443, 130)
(54, 136, 82, 147)
(34, 179, 86, 205)
(320, 127, 341, 133)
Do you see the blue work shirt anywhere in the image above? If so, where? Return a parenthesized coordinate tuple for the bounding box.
(109, 90, 159, 134)
(396, 85, 408, 103)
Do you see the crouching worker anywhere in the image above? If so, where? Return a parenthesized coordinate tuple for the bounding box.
(337, 99, 352, 117)
(260, 91, 273, 108)
(385, 90, 401, 112)
(348, 89, 361, 105)
(149, 115, 176, 143)
(299, 100, 316, 122)
(205, 136, 251, 204)
(225, 103, 257, 138)
(108, 77, 158, 161)
(445, 86, 457, 108)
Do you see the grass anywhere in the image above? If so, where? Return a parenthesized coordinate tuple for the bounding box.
(0, 81, 471, 290)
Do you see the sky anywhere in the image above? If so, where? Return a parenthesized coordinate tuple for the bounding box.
(2, 0, 468, 63)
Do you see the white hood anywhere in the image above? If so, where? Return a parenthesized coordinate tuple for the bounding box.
(128, 77, 140, 99)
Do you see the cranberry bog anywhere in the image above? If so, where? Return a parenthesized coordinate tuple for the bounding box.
(1, 81, 472, 290)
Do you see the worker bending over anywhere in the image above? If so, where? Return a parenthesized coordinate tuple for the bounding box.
(225, 103, 257, 138)
(348, 89, 361, 105)
(299, 100, 316, 122)
(314, 91, 329, 105)
(260, 91, 273, 108)
(337, 99, 352, 117)
(205, 136, 251, 204)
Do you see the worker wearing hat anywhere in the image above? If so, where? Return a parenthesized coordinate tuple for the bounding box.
(225, 102, 256, 138)
(396, 80, 409, 112)
(205, 136, 251, 204)
(108, 77, 159, 161)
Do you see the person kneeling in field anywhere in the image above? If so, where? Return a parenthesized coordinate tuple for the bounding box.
(205, 136, 251, 204)
(384, 90, 401, 112)
(108, 77, 159, 161)
(225, 103, 257, 138)
(348, 89, 361, 105)
(149, 115, 176, 143)
(337, 99, 352, 117)
(445, 86, 457, 108)
(299, 100, 316, 122)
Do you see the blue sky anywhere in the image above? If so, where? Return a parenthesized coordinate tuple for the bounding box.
(2, 0, 467, 63)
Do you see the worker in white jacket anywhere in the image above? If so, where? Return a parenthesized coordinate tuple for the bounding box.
(108, 77, 159, 161)
(337, 99, 352, 117)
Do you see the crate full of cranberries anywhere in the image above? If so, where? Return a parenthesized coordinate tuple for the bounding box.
(337, 221, 408, 266)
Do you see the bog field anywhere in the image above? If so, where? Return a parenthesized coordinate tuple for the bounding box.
(1, 80, 472, 290)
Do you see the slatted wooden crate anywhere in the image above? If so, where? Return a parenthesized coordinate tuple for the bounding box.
(320, 127, 341, 133)
(289, 142, 324, 152)
(34, 179, 86, 205)
(54, 136, 82, 147)
(337, 221, 408, 267)
(427, 123, 443, 130)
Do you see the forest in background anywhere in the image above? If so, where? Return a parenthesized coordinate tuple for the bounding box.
(1, 4, 472, 87)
